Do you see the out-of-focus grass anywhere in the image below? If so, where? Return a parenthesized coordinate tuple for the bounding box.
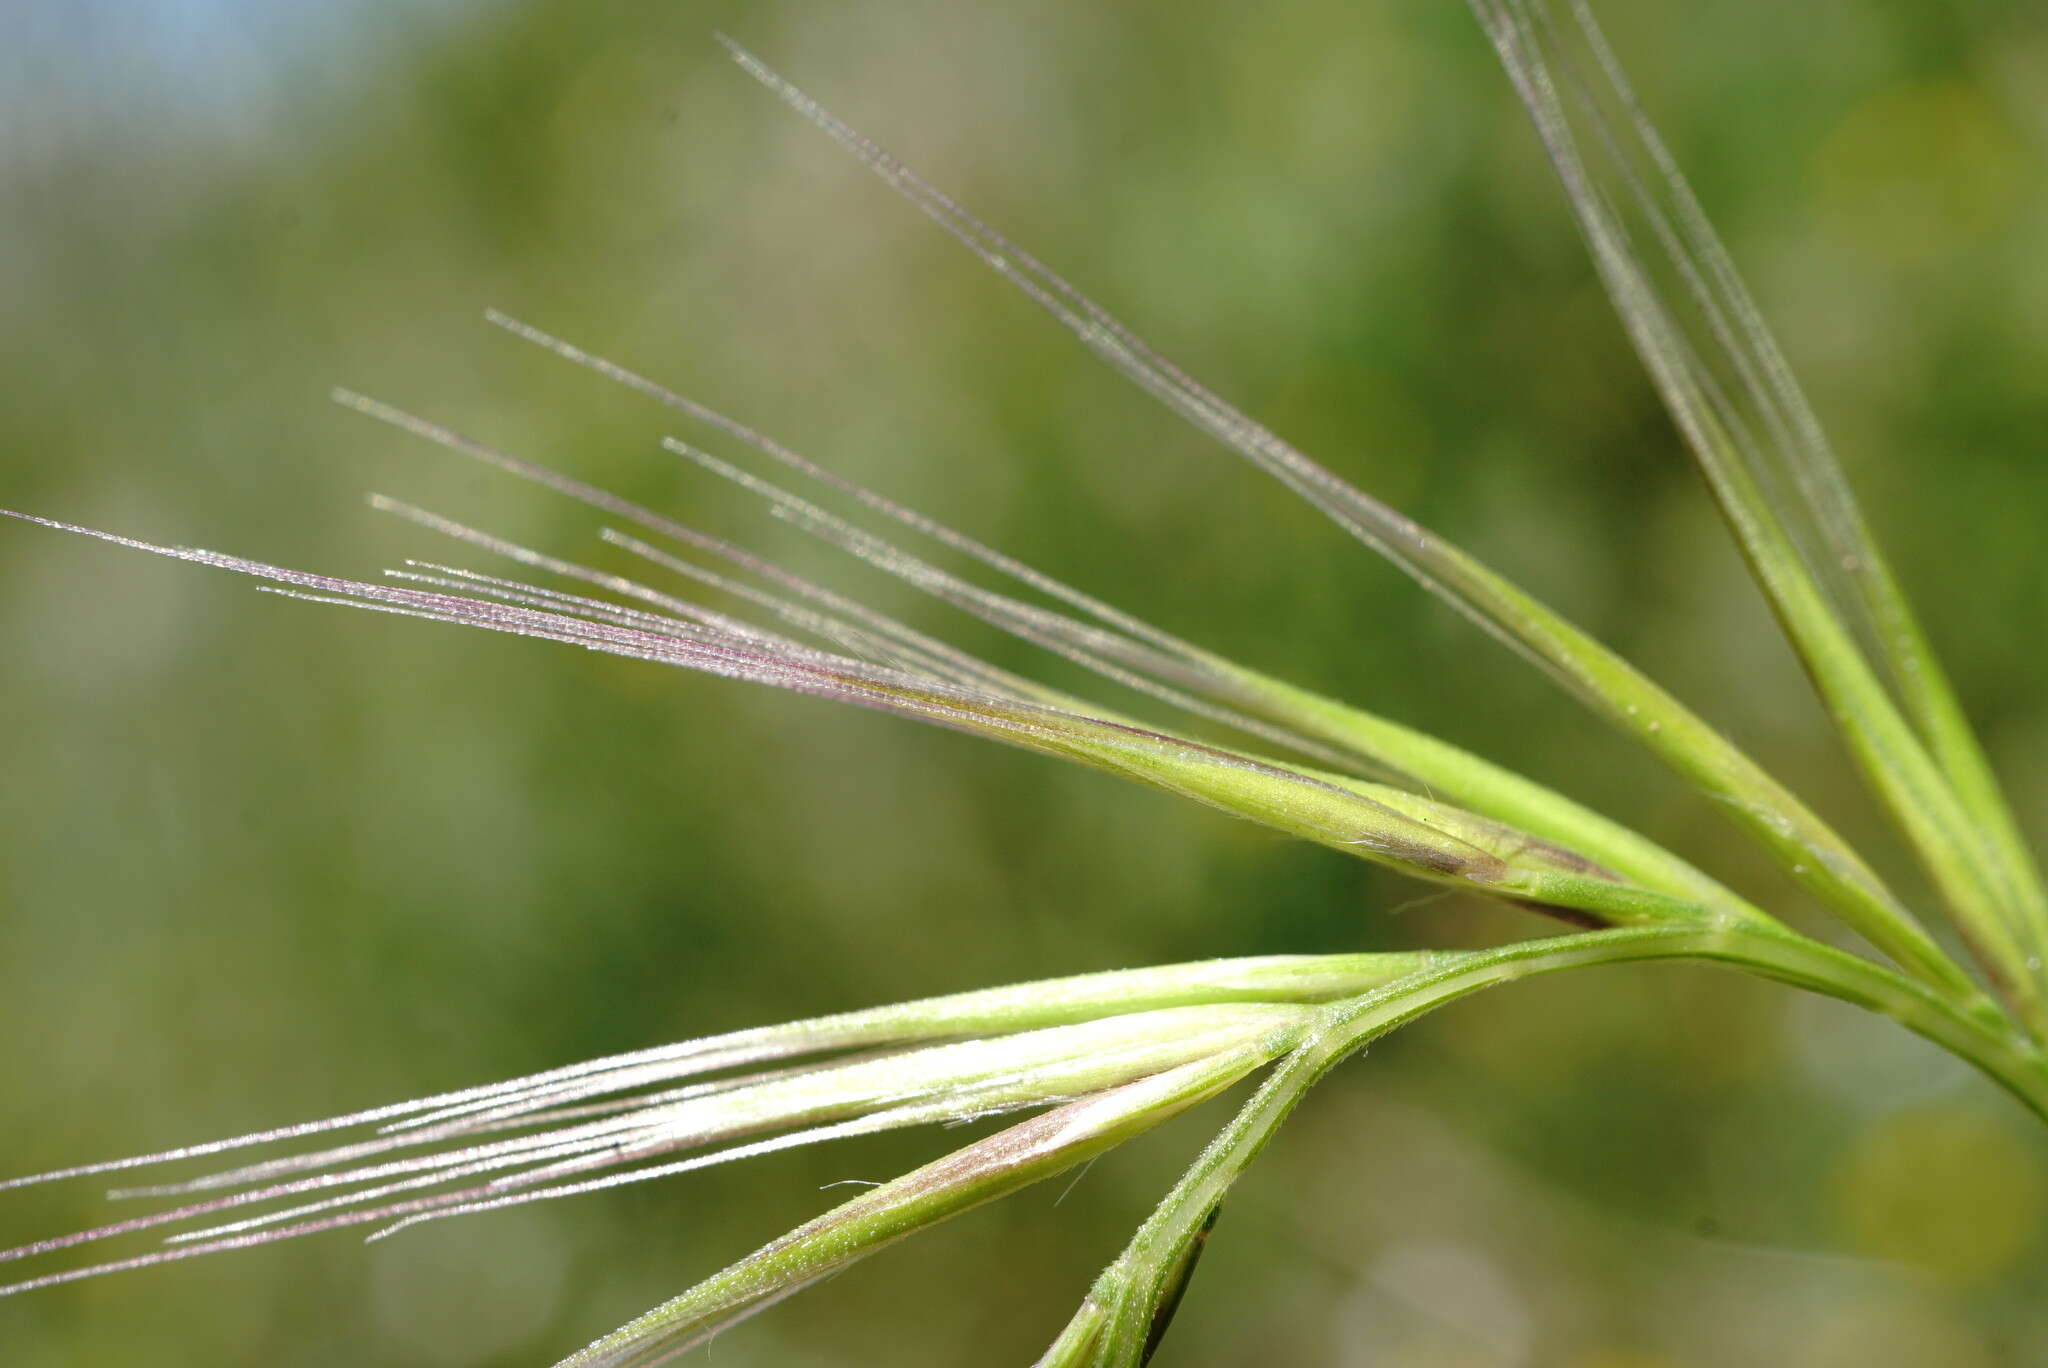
(1, 2, 2044, 1364)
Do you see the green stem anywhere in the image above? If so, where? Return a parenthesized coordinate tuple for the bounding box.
(1053, 922, 2048, 1365)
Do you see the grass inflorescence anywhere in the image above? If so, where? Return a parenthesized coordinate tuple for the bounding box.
(3, 2, 2043, 1364)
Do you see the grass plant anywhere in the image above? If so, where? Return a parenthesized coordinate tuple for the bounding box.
(3, 2, 2043, 1363)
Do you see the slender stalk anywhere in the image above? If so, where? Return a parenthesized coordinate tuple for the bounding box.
(1048, 922, 2048, 1363)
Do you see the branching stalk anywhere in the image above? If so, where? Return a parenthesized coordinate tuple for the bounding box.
(1046, 922, 2048, 1364)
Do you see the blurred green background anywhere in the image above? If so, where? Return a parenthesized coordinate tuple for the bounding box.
(3, 1, 2047, 1364)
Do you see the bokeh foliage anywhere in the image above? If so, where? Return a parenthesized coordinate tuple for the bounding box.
(2, 1, 2045, 1363)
